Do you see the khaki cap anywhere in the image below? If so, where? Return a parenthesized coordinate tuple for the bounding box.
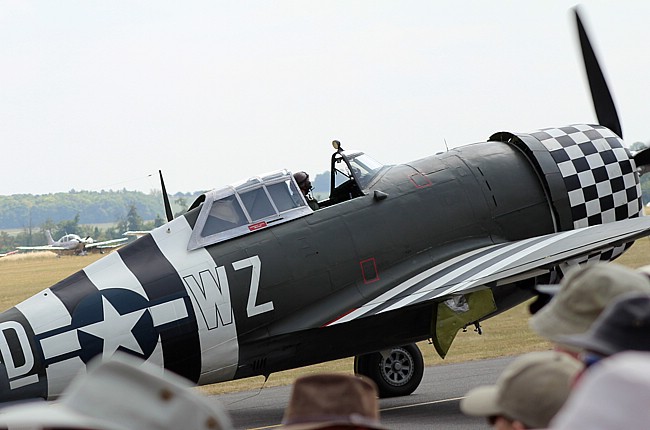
(460, 351, 582, 428)
(529, 262, 650, 344)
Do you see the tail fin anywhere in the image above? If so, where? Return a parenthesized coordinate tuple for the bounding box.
(45, 230, 55, 245)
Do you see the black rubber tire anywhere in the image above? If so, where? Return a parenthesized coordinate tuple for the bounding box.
(354, 343, 424, 398)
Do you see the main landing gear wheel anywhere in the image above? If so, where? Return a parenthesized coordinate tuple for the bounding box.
(354, 343, 424, 398)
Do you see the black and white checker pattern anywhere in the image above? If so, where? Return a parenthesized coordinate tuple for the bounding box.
(531, 124, 642, 228)
(558, 242, 633, 278)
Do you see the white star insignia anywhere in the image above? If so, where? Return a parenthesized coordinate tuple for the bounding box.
(79, 296, 146, 359)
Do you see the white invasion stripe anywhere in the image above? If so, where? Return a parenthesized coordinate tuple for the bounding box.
(328, 245, 498, 326)
(431, 229, 585, 299)
(40, 330, 80, 360)
(15, 288, 71, 334)
(149, 298, 188, 327)
(149, 217, 239, 382)
(378, 232, 575, 314)
(45, 357, 85, 399)
(84, 252, 147, 298)
(9, 374, 39, 390)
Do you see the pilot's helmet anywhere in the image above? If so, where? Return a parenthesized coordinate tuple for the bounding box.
(293, 171, 311, 192)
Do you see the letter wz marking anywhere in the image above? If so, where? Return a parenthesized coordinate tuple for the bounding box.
(232, 256, 274, 317)
(183, 266, 233, 330)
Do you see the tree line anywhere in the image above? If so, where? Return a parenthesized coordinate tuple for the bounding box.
(0, 189, 203, 230)
(0, 173, 333, 253)
(0, 190, 203, 253)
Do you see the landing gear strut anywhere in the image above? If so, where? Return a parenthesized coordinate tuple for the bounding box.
(354, 343, 424, 398)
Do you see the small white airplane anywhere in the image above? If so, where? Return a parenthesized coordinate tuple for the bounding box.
(0, 250, 18, 258)
(18, 231, 128, 255)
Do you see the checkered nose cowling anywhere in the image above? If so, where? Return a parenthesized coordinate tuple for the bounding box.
(491, 124, 643, 232)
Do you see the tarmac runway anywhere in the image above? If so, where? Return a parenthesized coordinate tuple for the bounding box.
(213, 355, 517, 430)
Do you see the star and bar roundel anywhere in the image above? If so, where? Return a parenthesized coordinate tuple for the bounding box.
(0, 234, 203, 400)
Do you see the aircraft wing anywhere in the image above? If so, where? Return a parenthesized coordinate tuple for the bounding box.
(84, 237, 128, 249)
(327, 216, 650, 326)
(123, 230, 151, 237)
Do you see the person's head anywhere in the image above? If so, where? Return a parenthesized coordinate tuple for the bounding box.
(555, 292, 650, 362)
(529, 262, 650, 354)
(280, 373, 386, 430)
(460, 351, 582, 429)
(0, 352, 232, 430)
(550, 351, 650, 429)
(293, 171, 312, 195)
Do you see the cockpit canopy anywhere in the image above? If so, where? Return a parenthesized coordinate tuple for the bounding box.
(61, 234, 84, 243)
(187, 147, 386, 250)
(188, 170, 312, 250)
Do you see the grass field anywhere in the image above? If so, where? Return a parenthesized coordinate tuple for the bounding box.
(2, 237, 650, 395)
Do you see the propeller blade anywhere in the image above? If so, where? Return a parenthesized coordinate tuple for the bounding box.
(634, 148, 650, 175)
(159, 170, 174, 222)
(574, 8, 622, 138)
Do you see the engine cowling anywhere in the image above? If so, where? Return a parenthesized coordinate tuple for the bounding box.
(491, 124, 642, 232)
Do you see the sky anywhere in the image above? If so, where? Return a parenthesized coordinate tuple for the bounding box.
(0, 1, 648, 196)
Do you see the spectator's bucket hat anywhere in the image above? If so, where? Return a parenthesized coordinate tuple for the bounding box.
(0, 352, 232, 430)
(280, 373, 387, 429)
(556, 292, 650, 355)
(529, 262, 650, 344)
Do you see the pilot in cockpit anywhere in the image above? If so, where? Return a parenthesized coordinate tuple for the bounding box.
(293, 171, 319, 210)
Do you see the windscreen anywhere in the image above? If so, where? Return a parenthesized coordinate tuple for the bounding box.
(346, 152, 384, 189)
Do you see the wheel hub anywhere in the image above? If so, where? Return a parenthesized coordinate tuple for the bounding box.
(380, 347, 414, 387)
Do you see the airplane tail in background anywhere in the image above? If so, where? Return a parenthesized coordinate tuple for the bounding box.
(45, 230, 54, 246)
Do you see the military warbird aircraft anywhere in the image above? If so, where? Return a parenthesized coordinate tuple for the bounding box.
(17, 231, 128, 256)
(1, 9, 650, 402)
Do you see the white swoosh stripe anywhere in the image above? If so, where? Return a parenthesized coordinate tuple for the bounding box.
(381, 229, 583, 313)
(327, 245, 496, 326)
(431, 229, 584, 299)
